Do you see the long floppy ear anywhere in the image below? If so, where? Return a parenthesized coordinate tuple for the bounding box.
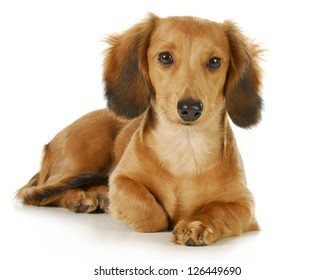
(103, 14, 158, 118)
(223, 21, 263, 128)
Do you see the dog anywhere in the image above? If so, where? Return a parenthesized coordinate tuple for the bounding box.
(16, 14, 263, 246)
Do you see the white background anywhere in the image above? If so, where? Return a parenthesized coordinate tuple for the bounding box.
(1, 0, 334, 279)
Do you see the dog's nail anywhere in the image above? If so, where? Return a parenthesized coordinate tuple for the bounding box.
(186, 238, 197, 246)
(78, 204, 89, 213)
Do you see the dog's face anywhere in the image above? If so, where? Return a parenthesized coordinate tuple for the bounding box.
(147, 17, 230, 126)
(104, 14, 263, 128)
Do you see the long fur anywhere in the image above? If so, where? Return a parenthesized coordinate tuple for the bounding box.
(16, 14, 263, 246)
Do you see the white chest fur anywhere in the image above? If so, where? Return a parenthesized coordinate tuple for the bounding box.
(147, 122, 223, 176)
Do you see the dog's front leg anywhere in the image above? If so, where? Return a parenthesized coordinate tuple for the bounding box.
(108, 175, 169, 232)
(172, 202, 257, 246)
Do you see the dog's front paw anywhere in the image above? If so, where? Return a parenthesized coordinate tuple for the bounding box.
(172, 220, 216, 246)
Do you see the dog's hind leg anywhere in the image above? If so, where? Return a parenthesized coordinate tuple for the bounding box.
(57, 176, 110, 213)
(58, 185, 109, 213)
(16, 173, 110, 213)
(16, 109, 121, 213)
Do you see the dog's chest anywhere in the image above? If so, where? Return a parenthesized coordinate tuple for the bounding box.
(147, 124, 222, 176)
(156, 169, 224, 222)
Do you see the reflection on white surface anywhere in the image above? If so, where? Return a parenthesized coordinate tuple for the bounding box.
(10, 203, 260, 260)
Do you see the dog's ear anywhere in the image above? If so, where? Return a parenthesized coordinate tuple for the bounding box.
(103, 14, 158, 118)
(223, 21, 263, 128)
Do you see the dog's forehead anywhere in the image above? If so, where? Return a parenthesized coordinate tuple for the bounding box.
(151, 16, 227, 48)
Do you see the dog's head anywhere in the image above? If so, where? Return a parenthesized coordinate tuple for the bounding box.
(104, 14, 263, 128)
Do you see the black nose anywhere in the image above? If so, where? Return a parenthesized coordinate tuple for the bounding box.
(177, 99, 203, 122)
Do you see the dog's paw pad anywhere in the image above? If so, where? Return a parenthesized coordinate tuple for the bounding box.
(186, 238, 197, 246)
(67, 202, 76, 210)
(78, 204, 89, 213)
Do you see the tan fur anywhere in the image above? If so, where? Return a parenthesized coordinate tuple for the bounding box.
(16, 14, 263, 246)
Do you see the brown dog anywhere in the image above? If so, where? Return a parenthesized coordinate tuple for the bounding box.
(16, 14, 263, 246)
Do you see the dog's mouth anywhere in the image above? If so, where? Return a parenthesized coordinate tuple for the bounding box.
(179, 121, 194, 126)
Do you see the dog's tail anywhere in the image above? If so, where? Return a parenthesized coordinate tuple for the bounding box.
(15, 173, 109, 206)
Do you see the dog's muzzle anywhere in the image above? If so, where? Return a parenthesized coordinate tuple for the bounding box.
(177, 99, 203, 122)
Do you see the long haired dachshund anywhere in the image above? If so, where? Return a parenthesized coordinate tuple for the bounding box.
(16, 14, 263, 246)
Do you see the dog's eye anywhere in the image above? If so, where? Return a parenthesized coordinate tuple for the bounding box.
(207, 57, 221, 70)
(158, 52, 174, 66)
